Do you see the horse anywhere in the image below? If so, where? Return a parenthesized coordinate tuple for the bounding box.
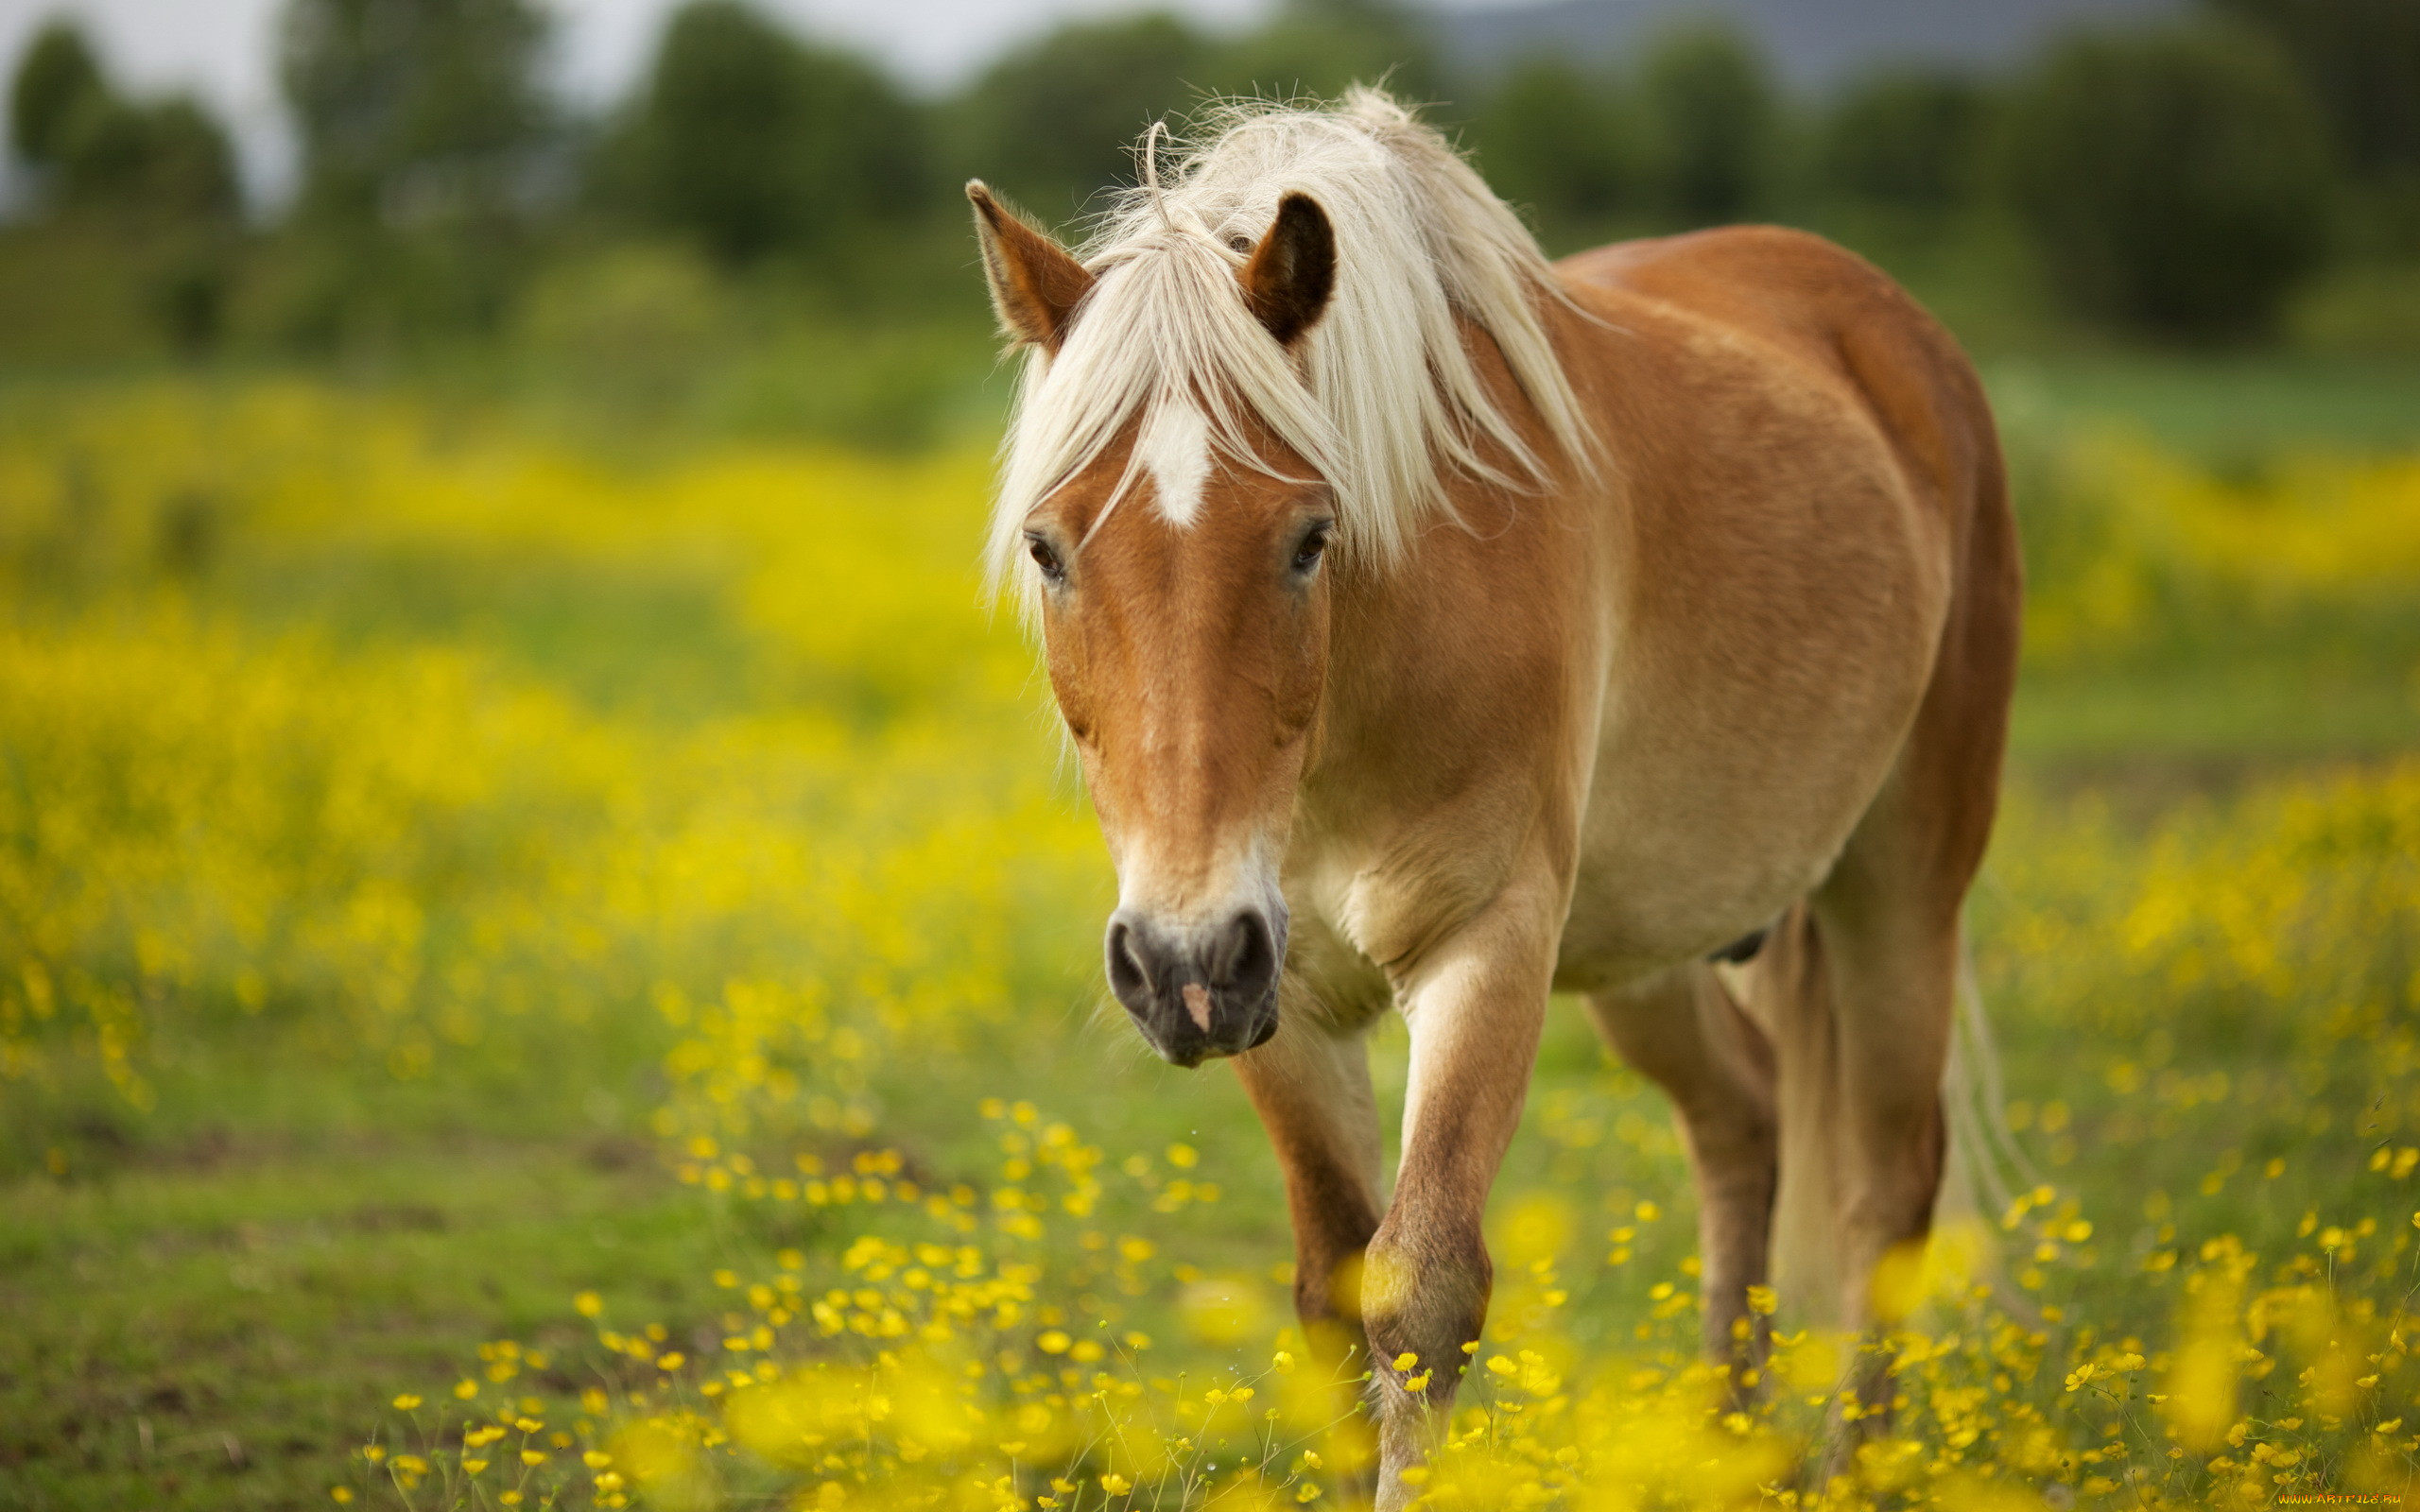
(967, 90, 2019, 1505)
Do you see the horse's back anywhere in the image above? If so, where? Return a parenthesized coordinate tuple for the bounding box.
(1560, 225, 1999, 541)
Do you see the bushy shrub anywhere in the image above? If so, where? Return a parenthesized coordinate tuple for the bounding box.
(945, 14, 1219, 226)
(1635, 22, 1775, 227)
(2212, 0, 2420, 181)
(280, 0, 552, 228)
(1466, 57, 1640, 250)
(947, 0, 1439, 229)
(1818, 69, 1991, 212)
(52, 96, 239, 221)
(1996, 22, 2336, 341)
(8, 18, 107, 167)
(1212, 0, 1440, 112)
(613, 0, 926, 267)
(6, 22, 241, 355)
(7, 20, 238, 223)
(272, 0, 559, 347)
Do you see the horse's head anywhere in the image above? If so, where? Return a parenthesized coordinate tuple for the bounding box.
(970, 180, 1340, 1068)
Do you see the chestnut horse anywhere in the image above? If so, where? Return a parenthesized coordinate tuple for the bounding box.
(969, 91, 2018, 1504)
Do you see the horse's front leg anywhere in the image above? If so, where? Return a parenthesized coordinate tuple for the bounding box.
(1359, 891, 1558, 1509)
(1231, 978, 1387, 1473)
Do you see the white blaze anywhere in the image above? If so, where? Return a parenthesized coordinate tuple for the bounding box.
(1141, 401, 1212, 528)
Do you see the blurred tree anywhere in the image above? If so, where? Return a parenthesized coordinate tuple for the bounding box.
(1216, 0, 1442, 107)
(614, 0, 925, 267)
(948, 12, 1218, 226)
(276, 0, 554, 344)
(1466, 58, 1639, 250)
(5, 20, 241, 356)
(950, 1, 1441, 231)
(58, 97, 240, 221)
(1997, 22, 2334, 341)
(1636, 22, 1775, 227)
(1818, 71, 1990, 212)
(8, 20, 237, 222)
(280, 0, 550, 229)
(2207, 0, 2419, 180)
(9, 17, 108, 168)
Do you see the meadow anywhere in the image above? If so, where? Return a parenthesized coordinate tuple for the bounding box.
(1, 364, 2416, 1512)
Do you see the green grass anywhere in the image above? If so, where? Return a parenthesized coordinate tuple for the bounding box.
(1989, 352, 2420, 772)
(1986, 352, 2420, 465)
(2012, 656, 2420, 768)
(5, 922, 2407, 1506)
(0, 1002, 1682, 1509)
(0, 816, 2402, 1508)
(2009, 595, 2420, 768)
(2, 1096, 731, 1510)
(3, 356, 2416, 1509)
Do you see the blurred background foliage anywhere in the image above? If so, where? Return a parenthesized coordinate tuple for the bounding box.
(4, 0, 2419, 438)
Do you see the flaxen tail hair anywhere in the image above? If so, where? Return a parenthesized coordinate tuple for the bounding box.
(1766, 911, 2031, 1326)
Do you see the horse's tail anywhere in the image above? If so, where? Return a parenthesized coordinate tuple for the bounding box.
(1764, 902, 1841, 1322)
(1942, 937, 2034, 1240)
(1766, 913, 2030, 1325)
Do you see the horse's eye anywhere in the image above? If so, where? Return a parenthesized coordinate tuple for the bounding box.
(1028, 536, 1064, 580)
(1292, 525, 1331, 574)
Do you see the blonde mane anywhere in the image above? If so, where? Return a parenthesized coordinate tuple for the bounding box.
(987, 88, 1594, 602)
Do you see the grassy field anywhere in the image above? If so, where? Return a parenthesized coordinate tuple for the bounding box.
(1, 363, 2416, 1512)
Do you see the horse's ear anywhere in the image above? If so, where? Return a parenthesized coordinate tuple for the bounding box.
(1240, 193, 1336, 349)
(968, 180, 1095, 352)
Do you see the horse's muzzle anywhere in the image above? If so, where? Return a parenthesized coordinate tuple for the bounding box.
(1104, 905, 1284, 1067)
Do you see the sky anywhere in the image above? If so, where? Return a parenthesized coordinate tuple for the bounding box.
(0, 0, 1340, 202)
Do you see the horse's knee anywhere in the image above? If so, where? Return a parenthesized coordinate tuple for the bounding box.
(1841, 1094, 1947, 1238)
(1359, 1218, 1491, 1408)
(1685, 1096, 1778, 1187)
(1292, 1211, 1381, 1317)
(1358, 1220, 1490, 1511)
(1829, 1100, 1952, 1358)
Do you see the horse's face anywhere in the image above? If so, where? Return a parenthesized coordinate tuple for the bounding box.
(970, 183, 1339, 1067)
(1028, 424, 1333, 1065)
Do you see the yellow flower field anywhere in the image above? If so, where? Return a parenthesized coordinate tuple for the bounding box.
(2, 381, 2416, 1510)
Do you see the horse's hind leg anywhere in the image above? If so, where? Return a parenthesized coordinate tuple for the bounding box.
(1790, 614, 2011, 1452)
(1799, 335, 2019, 1448)
(1584, 963, 1778, 1387)
(1801, 876, 1960, 1398)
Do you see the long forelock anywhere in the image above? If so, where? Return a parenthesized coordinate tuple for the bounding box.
(987, 87, 1594, 616)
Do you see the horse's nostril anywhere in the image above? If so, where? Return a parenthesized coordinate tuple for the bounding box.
(1217, 910, 1279, 1000)
(1106, 919, 1154, 1005)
